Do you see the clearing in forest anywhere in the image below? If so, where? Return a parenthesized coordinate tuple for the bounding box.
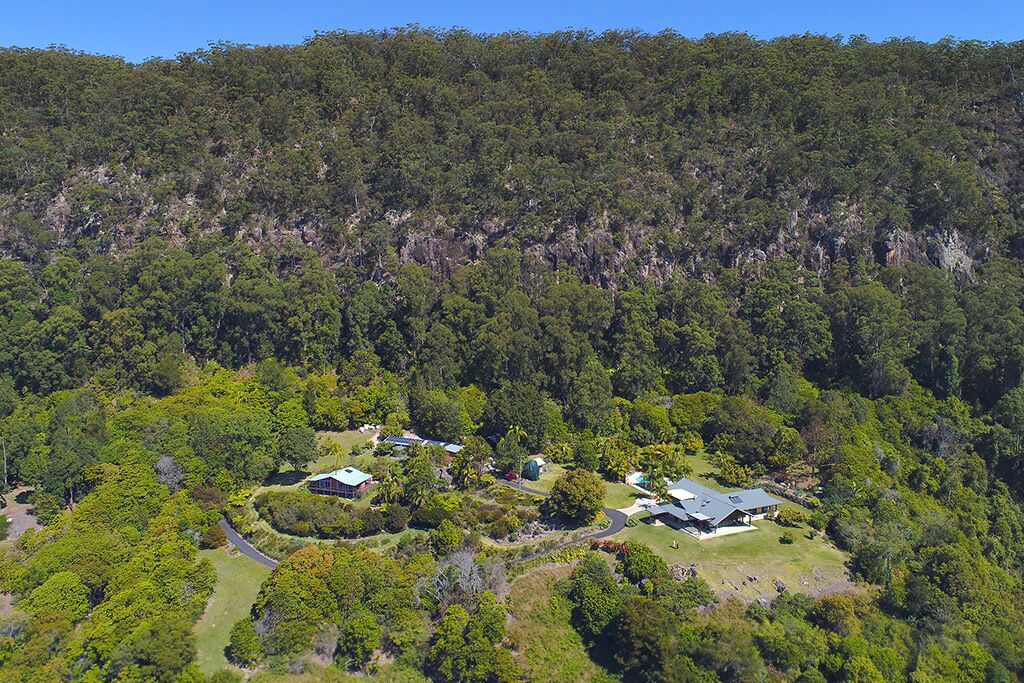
(194, 547, 274, 675)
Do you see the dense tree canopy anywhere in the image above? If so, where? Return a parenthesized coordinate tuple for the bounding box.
(2, 28, 1024, 683)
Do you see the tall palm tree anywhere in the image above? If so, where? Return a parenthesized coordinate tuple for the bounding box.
(507, 425, 527, 489)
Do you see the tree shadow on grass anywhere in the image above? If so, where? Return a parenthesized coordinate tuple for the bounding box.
(15, 490, 32, 505)
(263, 470, 309, 487)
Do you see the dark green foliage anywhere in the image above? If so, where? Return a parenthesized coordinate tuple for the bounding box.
(427, 592, 519, 683)
(654, 577, 716, 614)
(109, 615, 197, 683)
(614, 596, 708, 683)
(546, 468, 605, 525)
(485, 383, 549, 452)
(568, 553, 623, 642)
(228, 620, 264, 667)
(619, 542, 669, 583)
(339, 608, 381, 668)
(201, 521, 227, 548)
(430, 519, 462, 557)
(6, 30, 1024, 683)
(254, 490, 402, 539)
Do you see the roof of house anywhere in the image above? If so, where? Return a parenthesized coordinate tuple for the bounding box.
(651, 478, 781, 527)
(382, 435, 463, 453)
(528, 456, 546, 466)
(309, 466, 372, 486)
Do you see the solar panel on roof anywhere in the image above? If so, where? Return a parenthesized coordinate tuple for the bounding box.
(729, 495, 743, 504)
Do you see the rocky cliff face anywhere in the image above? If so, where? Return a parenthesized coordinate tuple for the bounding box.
(1, 35, 1021, 283)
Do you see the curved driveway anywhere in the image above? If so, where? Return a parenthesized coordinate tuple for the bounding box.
(219, 482, 629, 572)
(218, 519, 279, 568)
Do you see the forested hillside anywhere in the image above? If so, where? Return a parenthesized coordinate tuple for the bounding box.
(1, 30, 1023, 279)
(3, 29, 1024, 683)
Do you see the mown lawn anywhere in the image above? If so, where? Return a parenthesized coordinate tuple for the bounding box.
(194, 548, 273, 675)
(506, 564, 619, 683)
(525, 463, 567, 494)
(603, 481, 643, 509)
(311, 430, 374, 473)
(684, 452, 720, 488)
(612, 516, 851, 601)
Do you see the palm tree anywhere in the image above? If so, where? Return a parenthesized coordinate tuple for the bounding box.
(507, 425, 527, 489)
(647, 470, 670, 503)
(373, 463, 402, 504)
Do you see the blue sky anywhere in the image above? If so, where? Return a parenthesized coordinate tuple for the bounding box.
(4, 1, 1022, 63)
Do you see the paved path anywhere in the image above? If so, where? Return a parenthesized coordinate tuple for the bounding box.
(2, 487, 41, 540)
(218, 519, 279, 569)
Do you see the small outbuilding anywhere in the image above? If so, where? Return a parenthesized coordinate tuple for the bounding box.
(522, 459, 541, 481)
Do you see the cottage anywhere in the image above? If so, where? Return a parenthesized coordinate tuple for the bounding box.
(308, 467, 374, 499)
(648, 478, 781, 538)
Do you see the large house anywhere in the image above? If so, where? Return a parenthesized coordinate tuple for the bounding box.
(382, 435, 463, 454)
(308, 467, 374, 499)
(648, 478, 781, 538)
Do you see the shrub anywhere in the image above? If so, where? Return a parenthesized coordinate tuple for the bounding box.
(430, 519, 462, 557)
(410, 506, 453, 529)
(361, 510, 385, 536)
(547, 469, 606, 525)
(190, 485, 228, 511)
(29, 490, 63, 525)
(339, 609, 381, 668)
(487, 515, 521, 539)
(255, 490, 399, 539)
(228, 619, 264, 667)
(653, 577, 717, 614)
(774, 508, 809, 527)
(779, 531, 795, 544)
(201, 522, 227, 549)
(619, 541, 668, 583)
(808, 510, 830, 530)
(385, 504, 411, 532)
(717, 460, 755, 487)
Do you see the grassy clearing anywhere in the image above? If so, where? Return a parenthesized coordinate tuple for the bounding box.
(684, 452, 720, 487)
(612, 516, 850, 601)
(603, 481, 643, 509)
(507, 564, 619, 683)
(525, 463, 567, 494)
(311, 430, 374, 473)
(613, 457, 850, 600)
(194, 548, 273, 675)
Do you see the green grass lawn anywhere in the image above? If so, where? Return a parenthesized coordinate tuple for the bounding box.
(526, 463, 567, 494)
(603, 481, 643, 509)
(311, 430, 374, 473)
(194, 548, 274, 675)
(612, 516, 850, 601)
(685, 452, 720, 488)
(507, 564, 619, 683)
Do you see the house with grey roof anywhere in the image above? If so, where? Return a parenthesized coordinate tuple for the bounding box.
(382, 435, 463, 454)
(647, 478, 781, 538)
